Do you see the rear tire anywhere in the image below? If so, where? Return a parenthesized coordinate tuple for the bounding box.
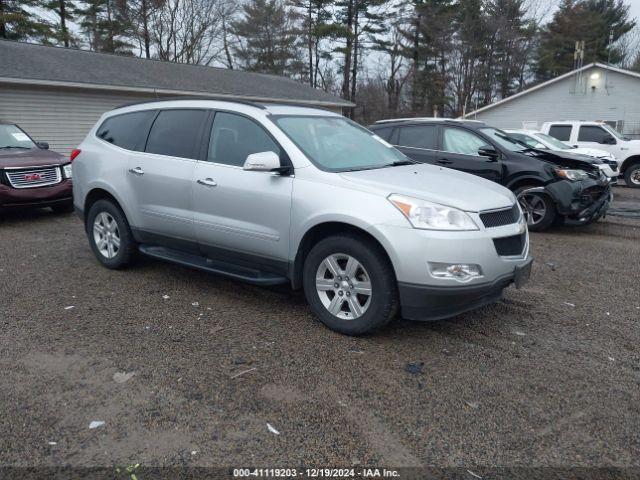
(515, 185, 557, 232)
(302, 234, 398, 336)
(86, 199, 136, 269)
(623, 163, 640, 188)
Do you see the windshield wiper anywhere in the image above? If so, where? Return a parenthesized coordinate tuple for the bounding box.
(389, 159, 417, 166)
(0, 146, 31, 150)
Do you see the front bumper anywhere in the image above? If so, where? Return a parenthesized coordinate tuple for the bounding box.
(545, 178, 612, 223)
(399, 257, 533, 321)
(0, 179, 73, 208)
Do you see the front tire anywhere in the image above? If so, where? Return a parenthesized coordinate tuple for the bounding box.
(86, 199, 136, 269)
(515, 186, 557, 232)
(624, 163, 640, 188)
(302, 234, 398, 336)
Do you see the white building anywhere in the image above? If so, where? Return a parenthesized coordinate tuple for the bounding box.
(463, 63, 640, 139)
(0, 40, 352, 156)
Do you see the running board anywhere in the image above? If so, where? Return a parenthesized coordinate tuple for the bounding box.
(138, 244, 288, 286)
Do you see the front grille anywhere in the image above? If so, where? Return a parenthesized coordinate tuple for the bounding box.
(479, 204, 520, 228)
(6, 166, 62, 189)
(493, 233, 526, 256)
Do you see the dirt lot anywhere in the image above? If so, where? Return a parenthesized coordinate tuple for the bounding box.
(1, 186, 639, 476)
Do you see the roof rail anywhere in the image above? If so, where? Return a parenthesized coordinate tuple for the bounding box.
(374, 117, 484, 124)
(115, 95, 268, 110)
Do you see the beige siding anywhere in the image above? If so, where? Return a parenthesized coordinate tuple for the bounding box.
(0, 85, 159, 156)
(469, 66, 640, 137)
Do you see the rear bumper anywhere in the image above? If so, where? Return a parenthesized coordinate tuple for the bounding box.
(399, 257, 533, 321)
(0, 179, 73, 208)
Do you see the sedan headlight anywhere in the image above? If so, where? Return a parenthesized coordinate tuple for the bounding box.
(554, 168, 589, 181)
(62, 164, 72, 179)
(388, 194, 478, 231)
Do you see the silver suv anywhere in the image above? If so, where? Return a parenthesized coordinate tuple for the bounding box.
(73, 99, 532, 335)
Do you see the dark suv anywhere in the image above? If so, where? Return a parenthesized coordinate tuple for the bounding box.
(369, 118, 613, 231)
(0, 122, 73, 213)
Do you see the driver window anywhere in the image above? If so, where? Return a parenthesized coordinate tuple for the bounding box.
(208, 112, 281, 166)
(442, 127, 487, 156)
(578, 126, 613, 143)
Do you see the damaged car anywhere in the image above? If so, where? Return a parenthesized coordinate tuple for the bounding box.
(369, 118, 613, 231)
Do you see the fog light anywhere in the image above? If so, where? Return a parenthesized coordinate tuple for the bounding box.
(428, 262, 482, 281)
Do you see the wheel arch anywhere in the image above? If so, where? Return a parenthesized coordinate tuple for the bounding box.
(620, 155, 640, 174)
(83, 186, 129, 224)
(507, 176, 546, 192)
(290, 221, 396, 290)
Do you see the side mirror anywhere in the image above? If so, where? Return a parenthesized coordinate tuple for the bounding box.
(243, 151, 290, 174)
(600, 136, 616, 145)
(478, 145, 499, 160)
(37, 142, 49, 150)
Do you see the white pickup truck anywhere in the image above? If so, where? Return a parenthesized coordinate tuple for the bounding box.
(540, 121, 640, 188)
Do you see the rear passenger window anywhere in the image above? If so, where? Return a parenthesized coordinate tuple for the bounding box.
(145, 109, 207, 159)
(371, 127, 394, 142)
(397, 125, 437, 149)
(548, 125, 571, 141)
(96, 111, 156, 151)
(578, 126, 609, 142)
(208, 112, 280, 167)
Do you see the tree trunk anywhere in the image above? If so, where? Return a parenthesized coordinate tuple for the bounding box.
(0, 0, 6, 39)
(142, 0, 150, 58)
(341, 0, 354, 103)
(307, 1, 313, 86)
(350, 2, 359, 103)
(59, 0, 69, 47)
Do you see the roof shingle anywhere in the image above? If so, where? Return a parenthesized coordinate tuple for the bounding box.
(0, 40, 353, 107)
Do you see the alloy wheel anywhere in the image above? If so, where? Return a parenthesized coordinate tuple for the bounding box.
(93, 212, 121, 259)
(518, 193, 547, 226)
(631, 168, 640, 186)
(315, 253, 372, 320)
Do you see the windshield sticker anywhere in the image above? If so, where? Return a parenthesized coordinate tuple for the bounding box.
(372, 135, 393, 148)
(11, 132, 30, 142)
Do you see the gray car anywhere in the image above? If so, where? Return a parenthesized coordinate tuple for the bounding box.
(72, 99, 532, 335)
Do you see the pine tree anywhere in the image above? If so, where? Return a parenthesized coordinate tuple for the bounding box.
(76, 0, 133, 54)
(232, 0, 300, 76)
(39, 0, 79, 47)
(0, 0, 51, 41)
(536, 0, 636, 80)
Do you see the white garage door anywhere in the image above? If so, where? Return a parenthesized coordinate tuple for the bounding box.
(0, 84, 157, 156)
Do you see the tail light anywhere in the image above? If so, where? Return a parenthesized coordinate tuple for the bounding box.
(70, 149, 82, 162)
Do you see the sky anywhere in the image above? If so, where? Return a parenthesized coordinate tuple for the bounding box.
(630, 0, 640, 25)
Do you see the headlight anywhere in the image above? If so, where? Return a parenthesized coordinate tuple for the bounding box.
(554, 168, 588, 181)
(388, 194, 478, 231)
(62, 164, 72, 179)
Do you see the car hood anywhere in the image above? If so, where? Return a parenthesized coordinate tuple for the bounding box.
(0, 148, 65, 169)
(521, 148, 602, 170)
(339, 163, 515, 212)
(570, 147, 613, 159)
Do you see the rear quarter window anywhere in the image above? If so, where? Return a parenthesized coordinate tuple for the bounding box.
(96, 110, 156, 151)
(548, 125, 572, 141)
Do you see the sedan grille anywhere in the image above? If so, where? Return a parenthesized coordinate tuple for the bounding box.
(6, 166, 62, 189)
(479, 204, 521, 228)
(493, 233, 526, 257)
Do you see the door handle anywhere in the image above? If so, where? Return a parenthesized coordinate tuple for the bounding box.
(437, 159, 453, 165)
(128, 167, 144, 176)
(197, 178, 217, 187)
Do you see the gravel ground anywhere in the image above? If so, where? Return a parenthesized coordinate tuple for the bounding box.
(1, 186, 639, 476)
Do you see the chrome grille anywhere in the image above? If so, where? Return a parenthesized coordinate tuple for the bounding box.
(479, 204, 521, 228)
(6, 166, 62, 189)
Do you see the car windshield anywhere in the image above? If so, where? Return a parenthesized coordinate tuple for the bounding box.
(536, 133, 571, 150)
(0, 124, 36, 149)
(272, 115, 408, 171)
(602, 124, 627, 140)
(479, 128, 527, 152)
